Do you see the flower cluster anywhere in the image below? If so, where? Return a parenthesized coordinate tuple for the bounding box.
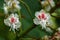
(33, 9, 53, 32)
(41, 0, 55, 11)
(4, 0, 21, 14)
(4, 0, 21, 32)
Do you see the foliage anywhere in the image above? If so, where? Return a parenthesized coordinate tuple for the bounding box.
(0, 0, 60, 40)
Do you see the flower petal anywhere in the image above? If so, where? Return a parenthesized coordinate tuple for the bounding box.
(49, 0, 55, 7)
(4, 5, 8, 14)
(40, 20, 46, 29)
(33, 18, 40, 25)
(46, 27, 53, 33)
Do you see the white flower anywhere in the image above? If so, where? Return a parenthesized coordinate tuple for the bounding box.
(4, 4, 8, 14)
(41, 0, 55, 11)
(4, 0, 21, 14)
(57, 27, 60, 31)
(4, 13, 21, 32)
(33, 9, 52, 32)
(48, 0, 55, 7)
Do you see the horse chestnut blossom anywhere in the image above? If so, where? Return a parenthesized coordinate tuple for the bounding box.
(4, 0, 21, 14)
(4, 13, 21, 32)
(41, 0, 55, 11)
(33, 9, 53, 32)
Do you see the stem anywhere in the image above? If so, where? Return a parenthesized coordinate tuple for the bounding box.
(18, 24, 37, 38)
(18, 10, 21, 21)
(19, 0, 33, 19)
(50, 1, 60, 18)
(17, 9, 22, 32)
(39, 0, 44, 9)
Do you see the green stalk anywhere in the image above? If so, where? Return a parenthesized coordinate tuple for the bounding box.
(17, 9, 22, 32)
(19, 0, 33, 19)
(18, 24, 37, 37)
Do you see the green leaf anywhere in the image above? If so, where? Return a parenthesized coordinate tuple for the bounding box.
(51, 12, 57, 17)
(0, 37, 5, 40)
(7, 31, 16, 40)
